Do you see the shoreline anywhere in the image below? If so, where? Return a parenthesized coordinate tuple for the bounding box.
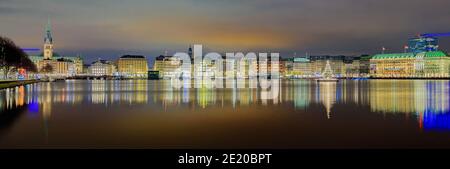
(367, 77, 450, 80)
(0, 80, 41, 89)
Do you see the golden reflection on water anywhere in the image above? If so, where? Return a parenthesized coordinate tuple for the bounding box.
(320, 82, 336, 119)
(0, 79, 449, 118)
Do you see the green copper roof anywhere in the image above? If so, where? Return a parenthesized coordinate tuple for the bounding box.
(371, 51, 448, 59)
(360, 55, 372, 60)
(424, 51, 448, 57)
(281, 58, 294, 62)
(293, 57, 310, 62)
(28, 55, 83, 62)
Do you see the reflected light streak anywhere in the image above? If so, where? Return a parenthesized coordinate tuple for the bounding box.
(1, 79, 450, 131)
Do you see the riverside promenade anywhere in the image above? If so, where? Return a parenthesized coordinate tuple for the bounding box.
(0, 80, 41, 89)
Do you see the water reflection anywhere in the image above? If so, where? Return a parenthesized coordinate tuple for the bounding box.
(0, 86, 31, 137)
(0, 86, 30, 111)
(0, 79, 450, 132)
(319, 82, 336, 119)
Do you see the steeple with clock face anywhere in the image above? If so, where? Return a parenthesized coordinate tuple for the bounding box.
(43, 18, 53, 60)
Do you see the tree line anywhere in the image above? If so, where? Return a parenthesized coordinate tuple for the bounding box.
(0, 36, 37, 79)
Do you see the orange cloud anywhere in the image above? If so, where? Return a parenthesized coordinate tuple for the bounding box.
(117, 14, 295, 51)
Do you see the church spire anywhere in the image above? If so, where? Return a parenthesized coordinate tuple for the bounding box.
(43, 18, 54, 60)
(44, 18, 53, 44)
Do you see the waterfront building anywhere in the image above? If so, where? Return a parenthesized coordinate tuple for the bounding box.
(292, 57, 313, 77)
(152, 48, 286, 79)
(359, 55, 372, 76)
(370, 51, 450, 78)
(88, 59, 117, 76)
(222, 56, 235, 79)
(28, 19, 84, 75)
(38, 58, 76, 76)
(153, 55, 165, 73)
(255, 57, 280, 78)
(281, 58, 294, 77)
(279, 58, 293, 77)
(309, 56, 345, 77)
(288, 55, 364, 78)
(148, 71, 160, 80)
(54, 58, 76, 75)
(153, 55, 182, 79)
(82, 64, 90, 74)
(343, 56, 361, 78)
(154, 47, 198, 79)
(193, 56, 216, 79)
(117, 55, 149, 78)
(30, 55, 83, 76)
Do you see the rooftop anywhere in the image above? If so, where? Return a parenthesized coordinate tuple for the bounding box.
(293, 57, 310, 63)
(155, 55, 166, 61)
(120, 55, 146, 59)
(92, 60, 113, 64)
(56, 58, 73, 62)
(371, 51, 448, 59)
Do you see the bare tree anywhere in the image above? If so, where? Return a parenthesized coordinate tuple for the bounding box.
(40, 63, 53, 74)
(0, 36, 37, 79)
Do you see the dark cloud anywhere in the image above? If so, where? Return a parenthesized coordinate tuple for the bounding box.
(0, 7, 18, 14)
(1, 0, 450, 63)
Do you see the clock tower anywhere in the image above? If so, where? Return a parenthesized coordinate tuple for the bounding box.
(43, 19, 53, 60)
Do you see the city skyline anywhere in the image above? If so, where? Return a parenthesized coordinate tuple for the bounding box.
(3, 0, 450, 163)
(2, 0, 450, 64)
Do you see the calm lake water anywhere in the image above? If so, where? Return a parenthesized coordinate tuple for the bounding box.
(0, 79, 450, 148)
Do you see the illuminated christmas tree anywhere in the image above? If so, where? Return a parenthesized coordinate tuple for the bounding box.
(322, 60, 334, 79)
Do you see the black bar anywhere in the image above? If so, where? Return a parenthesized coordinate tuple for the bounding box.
(0, 149, 448, 168)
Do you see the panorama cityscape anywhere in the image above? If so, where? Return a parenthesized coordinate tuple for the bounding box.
(2, 2, 450, 166)
(6, 20, 450, 81)
(1, 18, 450, 147)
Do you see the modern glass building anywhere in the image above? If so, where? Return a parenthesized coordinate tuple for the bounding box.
(408, 37, 439, 53)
